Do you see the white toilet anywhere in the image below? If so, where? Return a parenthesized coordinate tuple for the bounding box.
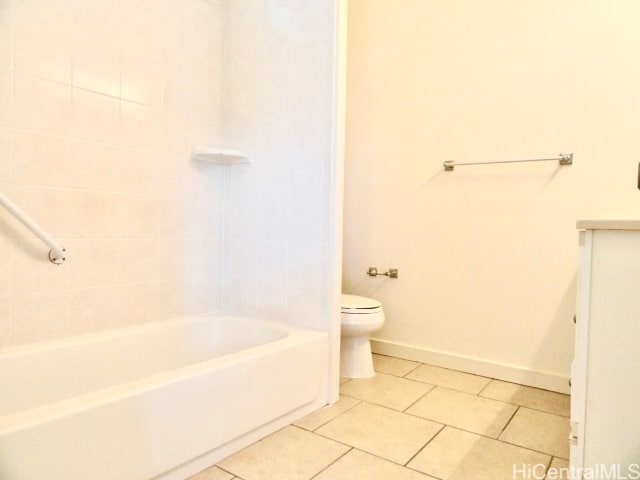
(340, 294, 385, 378)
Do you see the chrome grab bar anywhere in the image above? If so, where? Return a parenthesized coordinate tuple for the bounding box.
(444, 153, 573, 172)
(0, 191, 67, 264)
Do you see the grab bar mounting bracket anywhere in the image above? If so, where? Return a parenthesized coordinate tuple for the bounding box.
(48, 247, 67, 265)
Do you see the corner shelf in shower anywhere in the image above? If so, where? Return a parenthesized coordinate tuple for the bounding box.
(191, 149, 250, 165)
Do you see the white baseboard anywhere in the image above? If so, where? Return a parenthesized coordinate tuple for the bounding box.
(371, 338, 570, 394)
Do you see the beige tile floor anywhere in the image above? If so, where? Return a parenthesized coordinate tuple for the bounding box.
(190, 354, 570, 480)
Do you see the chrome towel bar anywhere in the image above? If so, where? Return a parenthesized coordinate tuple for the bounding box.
(444, 153, 573, 172)
(0, 191, 67, 264)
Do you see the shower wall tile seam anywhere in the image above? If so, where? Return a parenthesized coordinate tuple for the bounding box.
(1, 276, 222, 293)
(5, 127, 181, 156)
(1, 186, 204, 200)
(5, 22, 183, 110)
(220, 167, 228, 308)
(1, 0, 228, 348)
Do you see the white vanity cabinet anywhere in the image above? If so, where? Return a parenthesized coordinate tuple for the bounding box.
(571, 221, 640, 479)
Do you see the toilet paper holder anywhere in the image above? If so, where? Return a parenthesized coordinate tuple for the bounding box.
(367, 267, 398, 278)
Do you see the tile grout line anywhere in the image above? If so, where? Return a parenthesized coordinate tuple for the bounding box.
(307, 425, 369, 451)
(307, 446, 353, 480)
(451, 423, 564, 460)
(214, 423, 293, 477)
(493, 436, 564, 461)
(502, 403, 570, 419)
(475, 378, 571, 399)
(307, 402, 555, 471)
(339, 378, 352, 388)
(402, 384, 437, 413)
(341, 383, 565, 452)
(309, 428, 425, 469)
(338, 395, 427, 414)
(374, 366, 563, 407)
(544, 455, 554, 477)
(336, 390, 359, 402)
(310, 424, 555, 475)
(290, 424, 358, 453)
(283, 425, 465, 479)
(379, 357, 570, 398)
(348, 365, 569, 407)
(475, 378, 494, 397)
(401, 361, 424, 378)
(474, 382, 570, 417)
(399, 410, 560, 459)
(340, 377, 434, 413)
(308, 399, 362, 432)
(403, 422, 447, 467)
(498, 405, 521, 436)
(215, 406, 560, 479)
(214, 465, 235, 478)
(399, 360, 498, 390)
(308, 435, 434, 473)
(343, 372, 506, 413)
(405, 462, 446, 480)
(341, 375, 569, 457)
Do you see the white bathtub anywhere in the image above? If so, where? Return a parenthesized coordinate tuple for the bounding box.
(0, 315, 328, 480)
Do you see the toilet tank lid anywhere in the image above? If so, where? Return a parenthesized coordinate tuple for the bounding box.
(341, 294, 382, 310)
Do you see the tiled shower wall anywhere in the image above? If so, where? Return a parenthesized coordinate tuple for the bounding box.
(0, 0, 226, 348)
(0, 0, 339, 349)
(221, 0, 336, 332)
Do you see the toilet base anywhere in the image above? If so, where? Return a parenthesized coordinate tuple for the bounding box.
(340, 335, 375, 378)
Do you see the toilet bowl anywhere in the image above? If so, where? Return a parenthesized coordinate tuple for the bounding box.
(340, 294, 385, 378)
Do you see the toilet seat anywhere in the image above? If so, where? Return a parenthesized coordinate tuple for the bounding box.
(341, 294, 382, 314)
(341, 294, 384, 330)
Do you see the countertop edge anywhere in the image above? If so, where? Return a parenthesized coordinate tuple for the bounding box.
(577, 219, 640, 230)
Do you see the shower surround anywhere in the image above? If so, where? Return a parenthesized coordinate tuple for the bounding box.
(0, 0, 343, 477)
(0, 0, 339, 358)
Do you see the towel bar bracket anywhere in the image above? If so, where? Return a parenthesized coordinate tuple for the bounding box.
(559, 153, 573, 165)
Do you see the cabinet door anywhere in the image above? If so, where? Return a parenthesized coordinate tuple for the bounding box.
(570, 230, 592, 478)
(583, 230, 640, 472)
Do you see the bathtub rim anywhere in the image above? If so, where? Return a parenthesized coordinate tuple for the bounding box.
(0, 314, 296, 359)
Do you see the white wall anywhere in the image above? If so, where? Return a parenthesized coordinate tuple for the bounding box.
(0, 0, 226, 348)
(344, 0, 640, 392)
